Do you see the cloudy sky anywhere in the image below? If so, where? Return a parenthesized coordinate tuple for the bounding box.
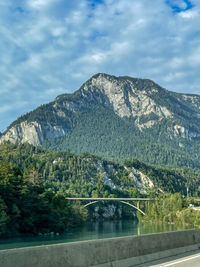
(0, 0, 200, 132)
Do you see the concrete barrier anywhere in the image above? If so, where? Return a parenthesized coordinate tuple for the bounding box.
(0, 229, 200, 267)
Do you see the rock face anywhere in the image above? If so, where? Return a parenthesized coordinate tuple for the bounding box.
(0, 121, 43, 146)
(0, 121, 67, 146)
(81, 74, 172, 123)
(128, 167, 154, 194)
(1, 73, 200, 167)
(92, 205, 123, 220)
(54, 73, 174, 130)
(94, 160, 155, 193)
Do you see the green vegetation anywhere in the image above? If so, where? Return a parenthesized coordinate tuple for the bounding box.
(0, 143, 145, 200)
(2, 142, 200, 197)
(124, 159, 200, 196)
(0, 149, 87, 237)
(1, 142, 200, 237)
(42, 104, 200, 170)
(139, 193, 200, 227)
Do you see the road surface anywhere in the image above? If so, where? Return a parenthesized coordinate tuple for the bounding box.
(134, 250, 200, 266)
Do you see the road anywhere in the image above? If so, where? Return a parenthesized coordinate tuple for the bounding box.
(134, 250, 200, 266)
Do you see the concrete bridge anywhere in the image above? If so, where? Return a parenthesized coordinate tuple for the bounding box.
(65, 197, 153, 215)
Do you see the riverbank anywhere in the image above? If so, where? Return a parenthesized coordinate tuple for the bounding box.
(0, 219, 194, 250)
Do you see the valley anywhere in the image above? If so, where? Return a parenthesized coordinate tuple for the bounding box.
(1, 74, 200, 238)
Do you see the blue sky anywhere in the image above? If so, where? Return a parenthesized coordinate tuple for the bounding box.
(0, 0, 200, 132)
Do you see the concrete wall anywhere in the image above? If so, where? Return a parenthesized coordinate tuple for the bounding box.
(0, 229, 200, 267)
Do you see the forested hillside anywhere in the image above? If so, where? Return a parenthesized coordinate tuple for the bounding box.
(1, 142, 200, 236)
(43, 104, 200, 169)
(1, 142, 199, 197)
(1, 143, 200, 198)
(0, 159, 87, 237)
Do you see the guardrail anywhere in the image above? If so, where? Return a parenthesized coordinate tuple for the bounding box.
(0, 229, 199, 267)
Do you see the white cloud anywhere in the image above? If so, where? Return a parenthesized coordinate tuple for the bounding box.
(179, 10, 199, 18)
(164, 72, 185, 82)
(169, 57, 185, 69)
(27, 0, 55, 10)
(27, 54, 42, 68)
(0, 0, 200, 131)
(188, 48, 200, 66)
(91, 53, 107, 63)
(51, 27, 66, 37)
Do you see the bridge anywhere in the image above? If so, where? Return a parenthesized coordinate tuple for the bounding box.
(65, 197, 153, 215)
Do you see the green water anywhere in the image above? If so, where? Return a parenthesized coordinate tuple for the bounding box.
(0, 220, 194, 250)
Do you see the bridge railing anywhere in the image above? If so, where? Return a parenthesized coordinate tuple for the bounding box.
(65, 197, 153, 201)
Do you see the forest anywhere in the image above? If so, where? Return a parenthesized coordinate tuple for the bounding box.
(138, 193, 200, 227)
(0, 142, 200, 237)
(42, 104, 200, 170)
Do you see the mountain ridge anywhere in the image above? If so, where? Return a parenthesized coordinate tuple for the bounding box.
(1, 73, 200, 168)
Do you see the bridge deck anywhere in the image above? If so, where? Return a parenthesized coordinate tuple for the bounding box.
(65, 197, 153, 201)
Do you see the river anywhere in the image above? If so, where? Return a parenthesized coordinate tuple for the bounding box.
(0, 220, 194, 250)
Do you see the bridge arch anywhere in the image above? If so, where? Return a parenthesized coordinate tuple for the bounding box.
(119, 200, 145, 215)
(83, 200, 145, 215)
(84, 200, 99, 208)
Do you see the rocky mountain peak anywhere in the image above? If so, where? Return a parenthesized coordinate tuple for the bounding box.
(81, 73, 158, 94)
(55, 73, 163, 107)
(1, 73, 200, 168)
(77, 73, 172, 122)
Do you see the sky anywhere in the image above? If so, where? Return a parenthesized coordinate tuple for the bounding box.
(0, 0, 200, 132)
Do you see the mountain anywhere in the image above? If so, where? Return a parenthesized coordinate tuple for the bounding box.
(1, 73, 200, 168)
